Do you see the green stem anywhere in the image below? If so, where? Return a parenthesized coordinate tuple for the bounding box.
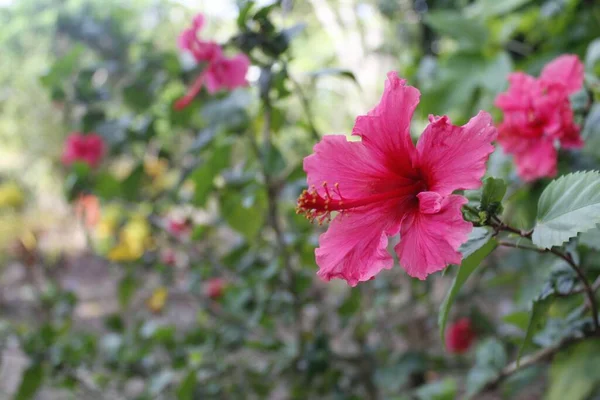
(288, 74, 321, 141)
(496, 222, 599, 333)
(253, 66, 304, 362)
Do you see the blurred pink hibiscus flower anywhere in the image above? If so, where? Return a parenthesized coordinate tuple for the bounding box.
(62, 132, 105, 168)
(446, 317, 476, 354)
(495, 55, 584, 181)
(174, 14, 250, 110)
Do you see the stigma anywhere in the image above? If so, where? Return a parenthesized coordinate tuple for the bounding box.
(296, 182, 346, 224)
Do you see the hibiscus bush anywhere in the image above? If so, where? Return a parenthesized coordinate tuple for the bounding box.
(2, 0, 600, 399)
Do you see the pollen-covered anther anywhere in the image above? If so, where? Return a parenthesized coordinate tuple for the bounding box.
(296, 182, 345, 224)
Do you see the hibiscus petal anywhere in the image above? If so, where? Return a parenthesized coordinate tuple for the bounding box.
(494, 72, 538, 111)
(540, 54, 584, 94)
(224, 54, 250, 89)
(416, 111, 497, 196)
(512, 139, 557, 182)
(174, 70, 208, 110)
(352, 71, 419, 163)
(304, 135, 408, 199)
(315, 203, 401, 286)
(560, 122, 584, 149)
(192, 14, 205, 30)
(395, 195, 472, 280)
(417, 191, 442, 214)
(497, 122, 535, 154)
(205, 54, 250, 93)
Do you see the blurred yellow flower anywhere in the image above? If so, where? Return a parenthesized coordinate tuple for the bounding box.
(146, 287, 168, 313)
(151, 170, 178, 193)
(145, 157, 178, 194)
(144, 157, 169, 178)
(107, 241, 143, 261)
(107, 216, 152, 262)
(0, 182, 24, 209)
(20, 230, 37, 251)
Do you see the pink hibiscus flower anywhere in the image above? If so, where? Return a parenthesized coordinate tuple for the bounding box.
(177, 13, 222, 63)
(446, 317, 475, 354)
(174, 14, 250, 110)
(297, 72, 497, 286)
(204, 278, 226, 299)
(166, 218, 191, 238)
(61, 132, 105, 168)
(495, 55, 584, 181)
(174, 53, 250, 110)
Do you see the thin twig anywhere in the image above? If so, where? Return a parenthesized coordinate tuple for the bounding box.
(252, 69, 304, 362)
(475, 332, 595, 395)
(552, 249, 600, 332)
(498, 241, 543, 253)
(468, 219, 600, 396)
(491, 216, 532, 238)
(288, 74, 320, 141)
(498, 240, 600, 331)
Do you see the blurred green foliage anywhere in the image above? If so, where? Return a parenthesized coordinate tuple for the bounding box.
(1, 0, 600, 399)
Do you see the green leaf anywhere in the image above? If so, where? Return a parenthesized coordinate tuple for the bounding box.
(72, 161, 92, 178)
(264, 143, 286, 172)
(583, 104, 600, 158)
(502, 310, 530, 331)
(121, 165, 145, 202)
(415, 378, 456, 400)
(201, 91, 251, 129)
(475, 338, 507, 370)
(307, 68, 359, 86)
(461, 227, 494, 258)
(439, 233, 497, 340)
(104, 314, 125, 332)
(570, 89, 590, 113)
(375, 353, 427, 392)
(94, 172, 122, 200)
(532, 171, 600, 249)
(479, 52, 513, 93)
(149, 370, 174, 396)
(424, 11, 488, 50)
(547, 340, 600, 400)
(428, 52, 512, 117)
(465, 0, 532, 18)
(191, 143, 232, 207)
(221, 189, 266, 239)
(190, 166, 216, 207)
(123, 82, 153, 111)
(118, 274, 136, 308)
(177, 371, 197, 400)
(338, 290, 361, 318)
(466, 338, 507, 397)
(466, 366, 498, 398)
(15, 363, 45, 400)
(517, 296, 553, 365)
(237, 1, 255, 28)
(585, 38, 600, 73)
(579, 226, 600, 250)
(480, 177, 507, 217)
(39, 44, 85, 89)
(502, 366, 543, 399)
